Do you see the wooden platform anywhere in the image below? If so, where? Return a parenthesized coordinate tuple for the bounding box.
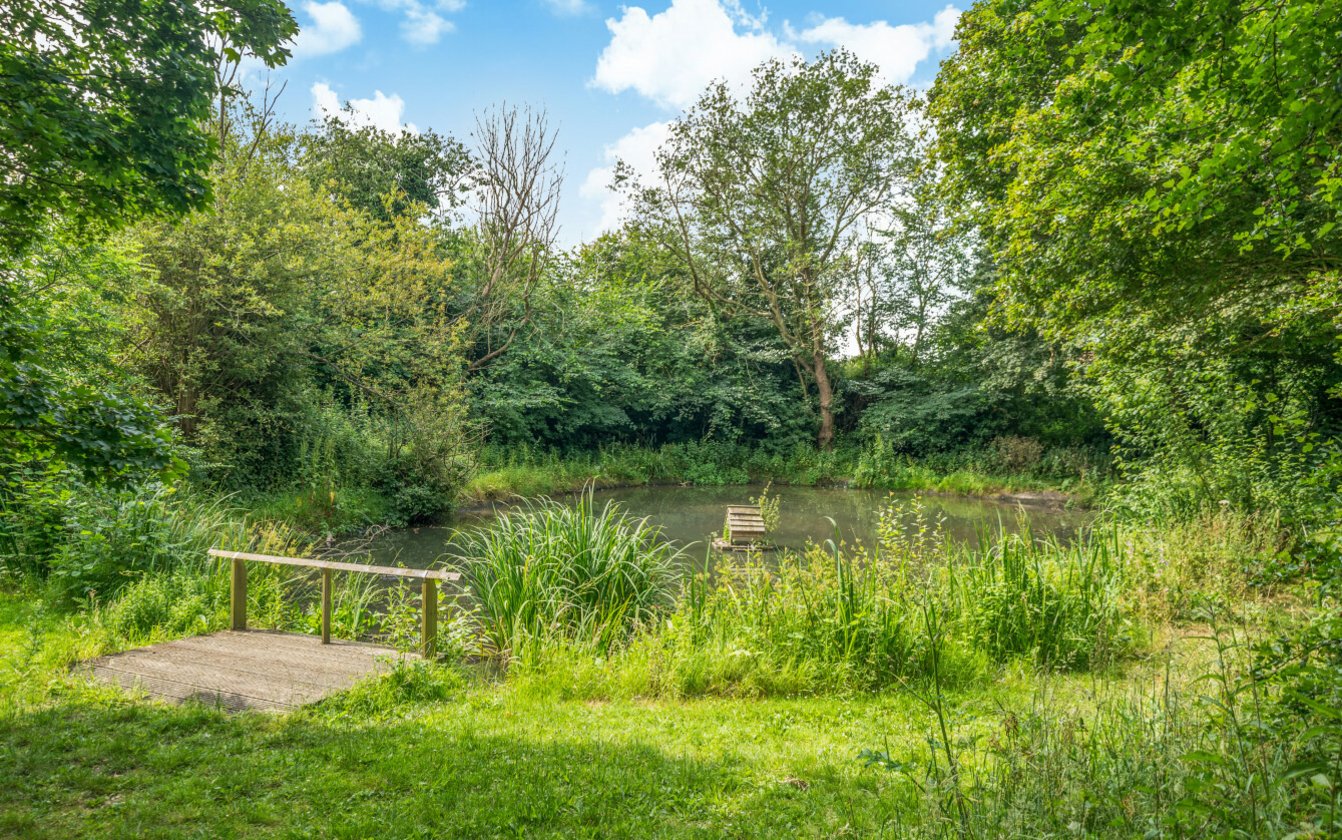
(85, 630, 410, 711)
(713, 504, 769, 551)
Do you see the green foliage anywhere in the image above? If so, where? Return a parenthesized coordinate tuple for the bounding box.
(514, 497, 1149, 698)
(960, 529, 1130, 670)
(634, 49, 921, 448)
(448, 492, 680, 658)
(751, 482, 781, 533)
(929, 0, 1342, 520)
(0, 282, 179, 484)
(474, 229, 814, 451)
(300, 116, 472, 222)
(125, 118, 476, 515)
(0, 0, 295, 258)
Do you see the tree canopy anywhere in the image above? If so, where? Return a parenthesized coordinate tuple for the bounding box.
(634, 49, 920, 449)
(0, 0, 296, 260)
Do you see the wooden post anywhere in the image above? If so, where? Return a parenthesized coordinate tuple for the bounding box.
(421, 578, 437, 659)
(321, 569, 332, 644)
(230, 557, 248, 631)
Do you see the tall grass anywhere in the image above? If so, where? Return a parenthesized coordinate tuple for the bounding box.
(518, 497, 1148, 699)
(463, 439, 1093, 505)
(954, 527, 1131, 670)
(448, 491, 680, 658)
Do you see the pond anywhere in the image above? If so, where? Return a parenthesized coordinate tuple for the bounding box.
(360, 485, 1092, 569)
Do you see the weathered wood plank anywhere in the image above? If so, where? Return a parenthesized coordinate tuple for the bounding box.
(89, 667, 291, 711)
(161, 633, 396, 670)
(208, 549, 461, 582)
(84, 631, 408, 711)
(422, 578, 438, 659)
(108, 642, 386, 689)
(321, 568, 332, 645)
(92, 659, 325, 707)
(230, 557, 247, 631)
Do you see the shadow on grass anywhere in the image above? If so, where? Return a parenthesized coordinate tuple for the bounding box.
(0, 693, 748, 839)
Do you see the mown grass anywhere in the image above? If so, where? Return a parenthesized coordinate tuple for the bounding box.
(0, 591, 1328, 838)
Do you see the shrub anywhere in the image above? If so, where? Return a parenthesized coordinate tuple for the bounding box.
(990, 435, 1044, 473)
(0, 479, 248, 606)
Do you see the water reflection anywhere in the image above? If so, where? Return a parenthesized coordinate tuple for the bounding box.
(360, 485, 1091, 570)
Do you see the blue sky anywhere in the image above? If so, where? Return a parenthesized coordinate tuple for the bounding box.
(256, 0, 963, 243)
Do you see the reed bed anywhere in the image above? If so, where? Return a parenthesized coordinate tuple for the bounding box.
(448, 491, 680, 658)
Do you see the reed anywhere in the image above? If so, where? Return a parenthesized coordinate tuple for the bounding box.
(448, 490, 680, 658)
(952, 526, 1132, 670)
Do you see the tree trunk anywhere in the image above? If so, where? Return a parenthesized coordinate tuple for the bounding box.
(813, 351, 834, 450)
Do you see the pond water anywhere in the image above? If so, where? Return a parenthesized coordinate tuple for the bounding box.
(361, 485, 1092, 569)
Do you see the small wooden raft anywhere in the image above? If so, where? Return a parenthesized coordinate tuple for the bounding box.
(85, 630, 409, 711)
(713, 504, 769, 551)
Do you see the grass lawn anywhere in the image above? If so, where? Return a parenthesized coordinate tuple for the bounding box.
(0, 594, 1204, 839)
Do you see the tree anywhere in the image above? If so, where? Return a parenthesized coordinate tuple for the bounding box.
(633, 50, 919, 448)
(1, 0, 293, 484)
(929, 0, 1342, 512)
(300, 115, 473, 223)
(130, 120, 474, 510)
(0, 0, 296, 259)
(854, 161, 973, 368)
(461, 105, 564, 372)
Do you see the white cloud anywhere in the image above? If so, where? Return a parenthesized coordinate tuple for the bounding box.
(793, 4, 962, 86)
(311, 82, 419, 134)
(400, 6, 454, 44)
(592, 0, 796, 110)
(932, 6, 962, 48)
(580, 121, 671, 233)
(582, 2, 963, 233)
(292, 1, 362, 59)
(543, 0, 592, 15)
(369, 0, 463, 46)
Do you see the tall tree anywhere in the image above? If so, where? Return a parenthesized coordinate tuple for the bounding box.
(0, 0, 296, 259)
(633, 50, 918, 448)
(1, 0, 294, 482)
(300, 115, 473, 223)
(463, 105, 564, 372)
(929, 0, 1342, 511)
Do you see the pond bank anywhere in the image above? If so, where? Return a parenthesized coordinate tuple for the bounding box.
(239, 446, 1100, 540)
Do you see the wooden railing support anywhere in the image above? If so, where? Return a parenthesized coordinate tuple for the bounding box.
(421, 578, 438, 659)
(321, 569, 332, 644)
(230, 557, 248, 631)
(208, 549, 459, 658)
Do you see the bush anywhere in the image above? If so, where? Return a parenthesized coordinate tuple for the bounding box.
(0, 477, 232, 605)
(375, 388, 476, 524)
(989, 435, 1044, 473)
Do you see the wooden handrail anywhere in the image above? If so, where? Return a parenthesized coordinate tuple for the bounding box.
(209, 548, 460, 658)
(207, 549, 460, 581)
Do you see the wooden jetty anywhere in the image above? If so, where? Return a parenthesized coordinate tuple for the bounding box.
(83, 549, 461, 711)
(712, 504, 769, 551)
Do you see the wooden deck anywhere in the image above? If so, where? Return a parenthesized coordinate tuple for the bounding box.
(85, 630, 410, 711)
